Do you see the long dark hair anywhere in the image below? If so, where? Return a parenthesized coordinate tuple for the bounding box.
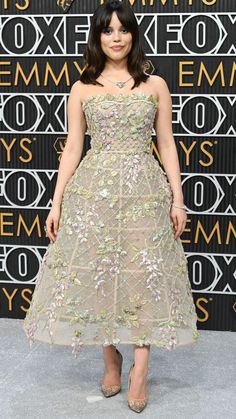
(80, 0, 149, 89)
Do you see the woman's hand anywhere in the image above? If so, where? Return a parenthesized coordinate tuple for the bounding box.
(170, 205, 187, 240)
(45, 204, 61, 243)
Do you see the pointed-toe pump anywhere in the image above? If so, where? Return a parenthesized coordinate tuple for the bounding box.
(101, 349, 123, 398)
(127, 363, 148, 413)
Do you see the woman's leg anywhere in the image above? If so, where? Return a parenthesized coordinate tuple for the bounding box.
(128, 345, 150, 398)
(102, 345, 122, 386)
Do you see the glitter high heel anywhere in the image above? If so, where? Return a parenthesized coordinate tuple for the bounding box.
(127, 363, 148, 413)
(101, 349, 123, 397)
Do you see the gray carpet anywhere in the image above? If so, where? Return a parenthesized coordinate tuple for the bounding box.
(1, 318, 235, 419)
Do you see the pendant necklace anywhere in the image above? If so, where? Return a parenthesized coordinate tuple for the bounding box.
(100, 73, 133, 89)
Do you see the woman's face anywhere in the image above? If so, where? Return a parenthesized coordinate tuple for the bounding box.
(100, 12, 132, 62)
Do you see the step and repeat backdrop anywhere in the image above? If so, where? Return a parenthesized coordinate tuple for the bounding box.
(0, 0, 235, 331)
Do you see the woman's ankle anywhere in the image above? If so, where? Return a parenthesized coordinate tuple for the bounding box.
(133, 364, 148, 377)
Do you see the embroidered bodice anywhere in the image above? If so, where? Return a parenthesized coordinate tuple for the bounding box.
(82, 92, 158, 154)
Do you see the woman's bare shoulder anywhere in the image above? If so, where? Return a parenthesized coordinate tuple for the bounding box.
(148, 74, 170, 101)
(70, 80, 91, 105)
(70, 79, 85, 94)
(71, 79, 101, 104)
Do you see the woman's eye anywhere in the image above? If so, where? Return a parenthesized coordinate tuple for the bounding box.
(102, 28, 111, 34)
(102, 27, 129, 34)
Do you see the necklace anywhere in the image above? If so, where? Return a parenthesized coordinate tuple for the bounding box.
(100, 73, 133, 89)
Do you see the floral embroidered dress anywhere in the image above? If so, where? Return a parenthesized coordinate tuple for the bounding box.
(23, 92, 199, 357)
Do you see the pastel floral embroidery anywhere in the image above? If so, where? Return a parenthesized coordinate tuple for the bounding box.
(23, 93, 199, 357)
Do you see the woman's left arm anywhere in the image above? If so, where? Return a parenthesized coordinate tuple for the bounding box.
(153, 76, 187, 240)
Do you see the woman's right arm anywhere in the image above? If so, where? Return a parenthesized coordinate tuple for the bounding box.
(46, 81, 86, 242)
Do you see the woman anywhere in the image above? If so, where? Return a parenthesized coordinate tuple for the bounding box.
(23, 0, 199, 413)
